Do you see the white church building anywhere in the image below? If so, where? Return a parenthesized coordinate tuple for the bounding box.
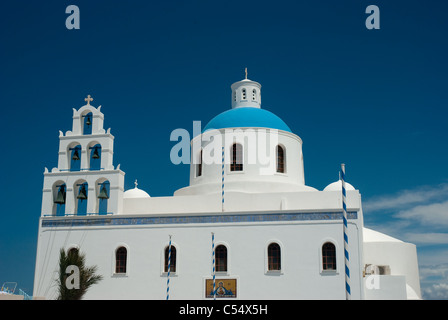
(33, 75, 421, 300)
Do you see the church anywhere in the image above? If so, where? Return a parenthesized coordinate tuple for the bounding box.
(33, 74, 421, 300)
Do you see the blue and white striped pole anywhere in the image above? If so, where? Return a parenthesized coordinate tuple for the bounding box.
(221, 146, 225, 212)
(211, 232, 216, 300)
(166, 235, 172, 300)
(341, 164, 351, 300)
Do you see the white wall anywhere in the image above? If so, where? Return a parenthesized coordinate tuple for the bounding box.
(363, 241, 421, 299)
(124, 189, 362, 215)
(33, 212, 363, 300)
(177, 129, 306, 196)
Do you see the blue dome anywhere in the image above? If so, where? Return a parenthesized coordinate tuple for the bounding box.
(203, 107, 292, 133)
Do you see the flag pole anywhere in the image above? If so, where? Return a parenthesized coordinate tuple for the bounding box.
(341, 164, 351, 300)
(211, 232, 216, 300)
(166, 235, 172, 300)
(221, 146, 225, 212)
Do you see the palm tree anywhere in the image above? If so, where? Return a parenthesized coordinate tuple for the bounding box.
(56, 248, 103, 300)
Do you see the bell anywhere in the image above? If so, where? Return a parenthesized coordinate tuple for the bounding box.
(85, 116, 92, 126)
(77, 185, 87, 201)
(72, 149, 80, 161)
(98, 184, 109, 200)
(92, 148, 100, 159)
(54, 186, 66, 204)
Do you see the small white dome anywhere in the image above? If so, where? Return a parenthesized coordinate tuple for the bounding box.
(124, 180, 150, 199)
(323, 180, 355, 191)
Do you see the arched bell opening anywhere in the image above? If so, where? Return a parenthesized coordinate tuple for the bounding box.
(74, 180, 88, 215)
(96, 179, 110, 214)
(82, 111, 93, 135)
(68, 143, 82, 172)
(52, 181, 66, 216)
(88, 143, 102, 171)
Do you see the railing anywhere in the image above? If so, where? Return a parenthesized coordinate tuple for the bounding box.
(18, 289, 32, 300)
(59, 168, 105, 172)
(43, 212, 112, 217)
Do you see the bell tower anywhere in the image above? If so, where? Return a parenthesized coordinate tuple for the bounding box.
(41, 95, 125, 216)
(231, 68, 262, 109)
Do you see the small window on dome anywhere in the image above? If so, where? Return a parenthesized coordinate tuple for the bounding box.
(231, 143, 243, 172)
(276, 145, 285, 173)
(242, 88, 246, 100)
(252, 89, 257, 101)
(197, 149, 202, 177)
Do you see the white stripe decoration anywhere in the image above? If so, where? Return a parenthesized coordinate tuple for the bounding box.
(341, 164, 351, 300)
(212, 232, 216, 300)
(166, 235, 172, 300)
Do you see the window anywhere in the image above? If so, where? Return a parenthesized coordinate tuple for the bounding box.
(242, 88, 246, 100)
(276, 145, 285, 173)
(197, 149, 202, 177)
(164, 245, 177, 273)
(268, 243, 281, 271)
(322, 242, 336, 271)
(230, 143, 243, 172)
(115, 247, 127, 273)
(252, 89, 257, 101)
(215, 245, 227, 272)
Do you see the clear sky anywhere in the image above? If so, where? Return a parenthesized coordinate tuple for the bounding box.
(0, 0, 447, 299)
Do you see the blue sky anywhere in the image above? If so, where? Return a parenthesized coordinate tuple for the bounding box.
(0, 0, 447, 299)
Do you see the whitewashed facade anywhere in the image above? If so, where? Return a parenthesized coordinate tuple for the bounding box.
(33, 77, 421, 300)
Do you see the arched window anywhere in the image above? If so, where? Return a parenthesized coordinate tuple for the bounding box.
(115, 247, 127, 274)
(252, 89, 257, 101)
(322, 242, 336, 271)
(83, 112, 93, 135)
(230, 143, 243, 172)
(276, 145, 285, 173)
(197, 149, 202, 177)
(69, 145, 81, 172)
(53, 183, 66, 216)
(97, 180, 110, 214)
(89, 144, 101, 171)
(164, 245, 177, 273)
(215, 245, 227, 272)
(242, 88, 247, 100)
(75, 181, 88, 215)
(268, 243, 281, 271)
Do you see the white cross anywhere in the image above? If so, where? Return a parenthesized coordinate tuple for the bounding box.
(85, 95, 93, 105)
